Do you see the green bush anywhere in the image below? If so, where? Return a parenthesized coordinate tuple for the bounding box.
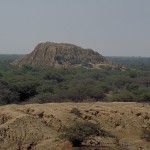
(126, 83, 139, 92)
(43, 72, 64, 82)
(21, 65, 35, 72)
(111, 91, 135, 102)
(139, 92, 150, 102)
(0, 88, 19, 104)
(11, 82, 39, 101)
(29, 92, 61, 103)
(0, 72, 3, 77)
(129, 71, 138, 78)
(36, 84, 54, 94)
(70, 108, 81, 117)
(61, 121, 113, 147)
(114, 78, 131, 89)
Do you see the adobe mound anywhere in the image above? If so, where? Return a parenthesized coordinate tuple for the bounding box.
(11, 42, 106, 67)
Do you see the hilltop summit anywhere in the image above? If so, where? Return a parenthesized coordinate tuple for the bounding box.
(12, 42, 106, 67)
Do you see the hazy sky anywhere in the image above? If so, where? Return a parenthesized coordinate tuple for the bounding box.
(0, 0, 150, 56)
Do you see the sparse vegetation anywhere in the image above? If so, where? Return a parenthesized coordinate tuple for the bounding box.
(70, 108, 81, 117)
(61, 121, 113, 147)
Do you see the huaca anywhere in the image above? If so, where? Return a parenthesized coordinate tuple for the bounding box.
(11, 42, 106, 67)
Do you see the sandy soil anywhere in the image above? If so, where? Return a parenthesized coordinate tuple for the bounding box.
(0, 102, 149, 150)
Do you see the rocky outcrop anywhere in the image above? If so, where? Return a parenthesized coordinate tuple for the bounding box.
(11, 42, 106, 67)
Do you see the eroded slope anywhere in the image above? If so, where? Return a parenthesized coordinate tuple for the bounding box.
(0, 102, 149, 150)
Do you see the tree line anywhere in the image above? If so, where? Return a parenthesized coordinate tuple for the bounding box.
(0, 55, 150, 105)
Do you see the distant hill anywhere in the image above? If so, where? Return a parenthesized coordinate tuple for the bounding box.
(11, 42, 107, 67)
(0, 54, 24, 63)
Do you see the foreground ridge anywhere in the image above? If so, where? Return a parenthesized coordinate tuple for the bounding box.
(0, 102, 149, 149)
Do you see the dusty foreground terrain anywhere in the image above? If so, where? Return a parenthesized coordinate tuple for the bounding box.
(0, 102, 150, 150)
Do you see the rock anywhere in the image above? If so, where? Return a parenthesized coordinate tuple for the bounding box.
(57, 141, 73, 150)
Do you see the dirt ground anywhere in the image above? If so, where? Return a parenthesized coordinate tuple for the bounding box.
(0, 102, 149, 150)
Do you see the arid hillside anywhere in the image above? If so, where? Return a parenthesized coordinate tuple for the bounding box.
(11, 42, 106, 67)
(0, 102, 149, 150)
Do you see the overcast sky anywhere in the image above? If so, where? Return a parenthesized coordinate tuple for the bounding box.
(0, 0, 150, 56)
